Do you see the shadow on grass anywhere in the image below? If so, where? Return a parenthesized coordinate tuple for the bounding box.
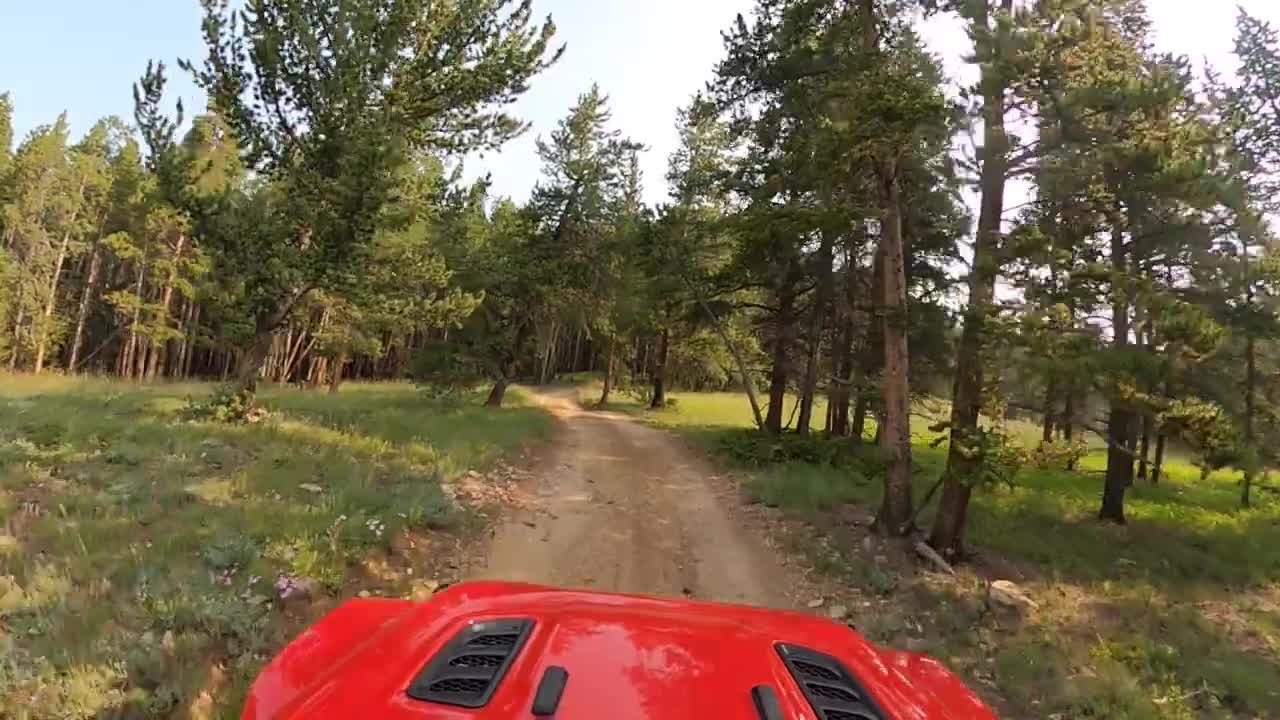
(689, 426, 1280, 594)
(724, 432, 1280, 716)
(965, 454, 1278, 589)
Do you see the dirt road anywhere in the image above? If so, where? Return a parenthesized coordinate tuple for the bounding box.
(474, 388, 802, 608)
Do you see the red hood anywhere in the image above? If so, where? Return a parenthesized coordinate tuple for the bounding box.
(242, 582, 996, 720)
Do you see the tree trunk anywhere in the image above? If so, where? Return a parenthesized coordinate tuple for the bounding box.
(830, 314, 855, 436)
(1242, 223, 1256, 506)
(852, 394, 870, 443)
(172, 299, 192, 378)
(876, 168, 913, 534)
(852, 247, 885, 445)
(651, 328, 669, 409)
(928, 0, 1012, 559)
(144, 341, 166, 380)
(637, 337, 648, 384)
(144, 233, 187, 380)
(185, 304, 201, 378)
(120, 258, 148, 380)
(571, 329, 582, 375)
(1101, 404, 1133, 522)
(33, 173, 88, 373)
(765, 270, 798, 434)
(67, 241, 102, 372)
(1151, 432, 1166, 484)
(539, 321, 558, 385)
(275, 326, 295, 383)
(1100, 224, 1133, 524)
(9, 299, 25, 370)
(1137, 412, 1152, 482)
(328, 353, 347, 394)
(798, 232, 835, 437)
(1061, 381, 1079, 469)
(599, 338, 615, 406)
(285, 336, 317, 385)
(486, 378, 508, 407)
(309, 355, 327, 389)
(134, 335, 150, 380)
(236, 329, 275, 394)
(1242, 465, 1252, 507)
(1243, 333, 1256, 507)
(1041, 378, 1057, 444)
(487, 321, 531, 409)
(233, 287, 310, 396)
(33, 229, 74, 373)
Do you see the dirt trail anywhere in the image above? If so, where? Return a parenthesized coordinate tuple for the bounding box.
(474, 387, 802, 608)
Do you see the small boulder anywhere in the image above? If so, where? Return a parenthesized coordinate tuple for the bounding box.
(827, 604, 849, 621)
(807, 597, 825, 609)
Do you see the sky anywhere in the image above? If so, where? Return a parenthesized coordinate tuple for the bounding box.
(2, 1, 1280, 208)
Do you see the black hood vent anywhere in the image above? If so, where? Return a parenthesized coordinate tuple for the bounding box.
(408, 618, 534, 708)
(777, 644, 887, 720)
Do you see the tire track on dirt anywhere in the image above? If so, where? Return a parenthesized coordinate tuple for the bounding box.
(474, 388, 802, 608)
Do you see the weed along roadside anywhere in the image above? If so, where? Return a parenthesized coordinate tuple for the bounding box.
(0, 377, 552, 717)
(574, 383, 1280, 719)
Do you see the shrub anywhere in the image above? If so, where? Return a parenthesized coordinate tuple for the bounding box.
(1029, 439, 1089, 470)
(201, 535, 259, 572)
(184, 386, 266, 423)
(749, 463, 870, 511)
(717, 429, 880, 472)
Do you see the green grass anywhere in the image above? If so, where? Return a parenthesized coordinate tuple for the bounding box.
(590, 385, 1280, 719)
(0, 375, 552, 719)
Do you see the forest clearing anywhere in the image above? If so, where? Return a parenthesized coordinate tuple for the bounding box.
(4, 0, 1280, 717)
(1, 376, 1277, 717)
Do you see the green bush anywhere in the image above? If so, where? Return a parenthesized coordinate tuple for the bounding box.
(749, 463, 872, 511)
(183, 385, 259, 423)
(717, 429, 881, 472)
(201, 535, 259, 572)
(1029, 438, 1089, 470)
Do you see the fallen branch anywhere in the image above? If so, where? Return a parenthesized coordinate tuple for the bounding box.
(913, 540, 955, 575)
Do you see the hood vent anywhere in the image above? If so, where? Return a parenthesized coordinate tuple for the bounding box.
(777, 644, 886, 720)
(408, 618, 534, 708)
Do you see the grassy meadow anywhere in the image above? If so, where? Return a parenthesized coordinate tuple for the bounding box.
(0, 375, 552, 719)
(580, 383, 1280, 719)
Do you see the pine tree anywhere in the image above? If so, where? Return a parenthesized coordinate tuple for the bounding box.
(177, 0, 561, 397)
(2, 116, 70, 369)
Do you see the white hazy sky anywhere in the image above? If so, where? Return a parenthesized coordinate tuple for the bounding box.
(467, 0, 1280, 207)
(4, 1, 1279, 207)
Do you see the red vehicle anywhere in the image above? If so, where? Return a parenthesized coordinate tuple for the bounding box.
(241, 581, 997, 719)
